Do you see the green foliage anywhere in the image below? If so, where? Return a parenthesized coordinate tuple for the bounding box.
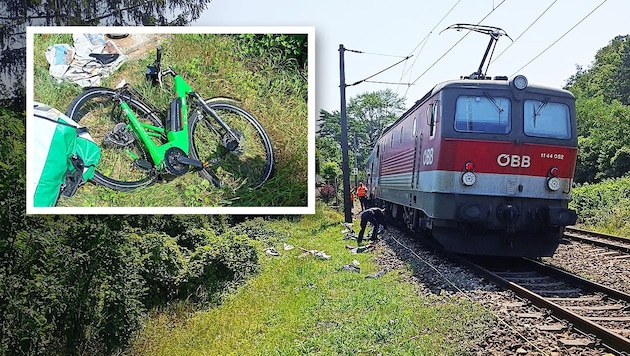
(571, 177, 630, 235)
(348, 89, 405, 153)
(317, 90, 405, 181)
(183, 230, 259, 304)
(566, 35, 630, 184)
(1, 216, 145, 355)
(320, 161, 341, 181)
(237, 34, 308, 69)
(0, 109, 27, 238)
(231, 216, 289, 246)
(567, 35, 630, 105)
(131, 205, 493, 355)
(571, 93, 630, 183)
(1, 209, 262, 355)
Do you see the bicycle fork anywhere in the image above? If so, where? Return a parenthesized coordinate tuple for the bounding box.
(191, 92, 242, 149)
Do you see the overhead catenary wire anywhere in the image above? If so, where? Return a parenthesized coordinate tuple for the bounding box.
(364, 80, 414, 86)
(342, 1, 462, 92)
(347, 50, 410, 58)
(409, 0, 509, 87)
(400, 0, 463, 98)
(510, 0, 608, 76)
(490, 0, 558, 65)
(400, 0, 463, 79)
(348, 54, 413, 87)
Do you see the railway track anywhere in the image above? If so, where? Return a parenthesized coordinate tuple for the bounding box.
(378, 224, 630, 353)
(564, 227, 630, 257)
(461, 255, 630, 354)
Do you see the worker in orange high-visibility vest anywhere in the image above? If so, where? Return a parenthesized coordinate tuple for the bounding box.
(356, 182, 368, 211)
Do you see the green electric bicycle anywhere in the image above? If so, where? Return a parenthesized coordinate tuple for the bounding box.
(65, 46, 274, 192)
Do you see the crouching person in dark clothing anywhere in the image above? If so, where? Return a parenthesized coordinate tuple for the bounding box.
(357, 207, 388, 244)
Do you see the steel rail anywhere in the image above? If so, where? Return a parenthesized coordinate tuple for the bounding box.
(564, 227, 630, 254)
(458, 256, 630, 354)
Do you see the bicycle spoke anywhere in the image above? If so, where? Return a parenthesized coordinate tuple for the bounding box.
(190, 101, 273, 189)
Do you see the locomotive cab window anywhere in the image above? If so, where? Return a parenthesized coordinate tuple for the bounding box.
(523, 99, 571, 139)
(455, 95, 511, 134)
(412, 117, 417, 137)
(427, 101, 439, 138)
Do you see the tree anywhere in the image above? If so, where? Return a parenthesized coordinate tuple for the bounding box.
(316, 89, 405, 180)
(1, 0, 213, 108)
(572, 96, 630, 184)
(566, 35, 630, 184)
(318, 109, 341, 140)
(566, 35, 630, 104)
(615, 41, 630, 105)
(347, 89, 405, 169)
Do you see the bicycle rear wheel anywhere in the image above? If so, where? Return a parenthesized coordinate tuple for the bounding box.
(65, 87, 164, 191)
(189, 100, 274, 189)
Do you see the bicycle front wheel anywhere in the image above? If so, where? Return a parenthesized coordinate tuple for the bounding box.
(189, 100, 274, 190)
(65, 87, 163, 191)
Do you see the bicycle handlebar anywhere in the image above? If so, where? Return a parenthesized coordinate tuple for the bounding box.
(155, 45, 162, 67)
(146, 46, 177, 85)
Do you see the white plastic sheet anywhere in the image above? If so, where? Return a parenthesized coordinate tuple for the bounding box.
(44, 33, 127, 87)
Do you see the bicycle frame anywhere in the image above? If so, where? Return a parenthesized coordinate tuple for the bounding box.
(120, 74, 192, 168)
(109, 43, 251, 178)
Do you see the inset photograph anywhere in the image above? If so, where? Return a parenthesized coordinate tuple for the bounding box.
(27, 27, 314, 214)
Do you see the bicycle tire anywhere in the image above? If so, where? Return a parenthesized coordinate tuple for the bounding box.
(189, 100, 274, 190)
(65, 87, 164, 191)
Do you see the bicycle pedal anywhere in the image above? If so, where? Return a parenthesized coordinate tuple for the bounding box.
(134, 159, 153, 171)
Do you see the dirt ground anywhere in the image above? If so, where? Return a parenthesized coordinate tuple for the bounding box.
(107, 33, 169, 60)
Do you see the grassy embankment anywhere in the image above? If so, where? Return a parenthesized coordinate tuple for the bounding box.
(129, 204, 493, 355)
(32, 33, 307, 208)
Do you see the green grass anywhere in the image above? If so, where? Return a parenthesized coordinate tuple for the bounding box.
(128, 205, 493, 355)
(33, 33, 308, 207)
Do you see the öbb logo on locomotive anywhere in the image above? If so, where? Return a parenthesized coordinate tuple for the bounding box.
(496, 154, 530, 168)
(422, 148, 434, 166)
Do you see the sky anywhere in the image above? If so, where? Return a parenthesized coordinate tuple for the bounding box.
(195, 0, 627, 114)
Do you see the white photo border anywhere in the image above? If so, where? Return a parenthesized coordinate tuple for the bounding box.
(26, 26, 315, 215)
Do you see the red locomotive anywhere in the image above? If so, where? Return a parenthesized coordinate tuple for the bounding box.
(367, 72, 578, 256)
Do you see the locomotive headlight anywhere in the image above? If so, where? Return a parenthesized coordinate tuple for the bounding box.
(461, 161, 476, 186)
(547, 177, 561, 191)
(547, 166, 561, 191)
(462, 171, 476, 186)
(512, 75, 528, 90)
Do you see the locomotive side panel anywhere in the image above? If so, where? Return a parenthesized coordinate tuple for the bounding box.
(376, 93, 445, 211)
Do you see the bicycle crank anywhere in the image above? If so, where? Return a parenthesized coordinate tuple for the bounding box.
(163, 147, 204, 176)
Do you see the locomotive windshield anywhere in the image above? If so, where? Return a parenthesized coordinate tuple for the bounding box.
(524, 99, 571, 139)
(454, 95, 511, 134)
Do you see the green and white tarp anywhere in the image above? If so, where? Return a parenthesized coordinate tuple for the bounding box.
(32, 102, 101, 207)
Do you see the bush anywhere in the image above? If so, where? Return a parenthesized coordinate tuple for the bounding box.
(570, 176, 630, 235)
(183, 230, 258, 304)
(237, 34, 308, 69)
(0, 216, 145, 355)
(0, 211, 264, 355)
(319, 184, 336, 203)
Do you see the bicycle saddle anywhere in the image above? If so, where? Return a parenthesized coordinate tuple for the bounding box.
(89, 53, 119, 65)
